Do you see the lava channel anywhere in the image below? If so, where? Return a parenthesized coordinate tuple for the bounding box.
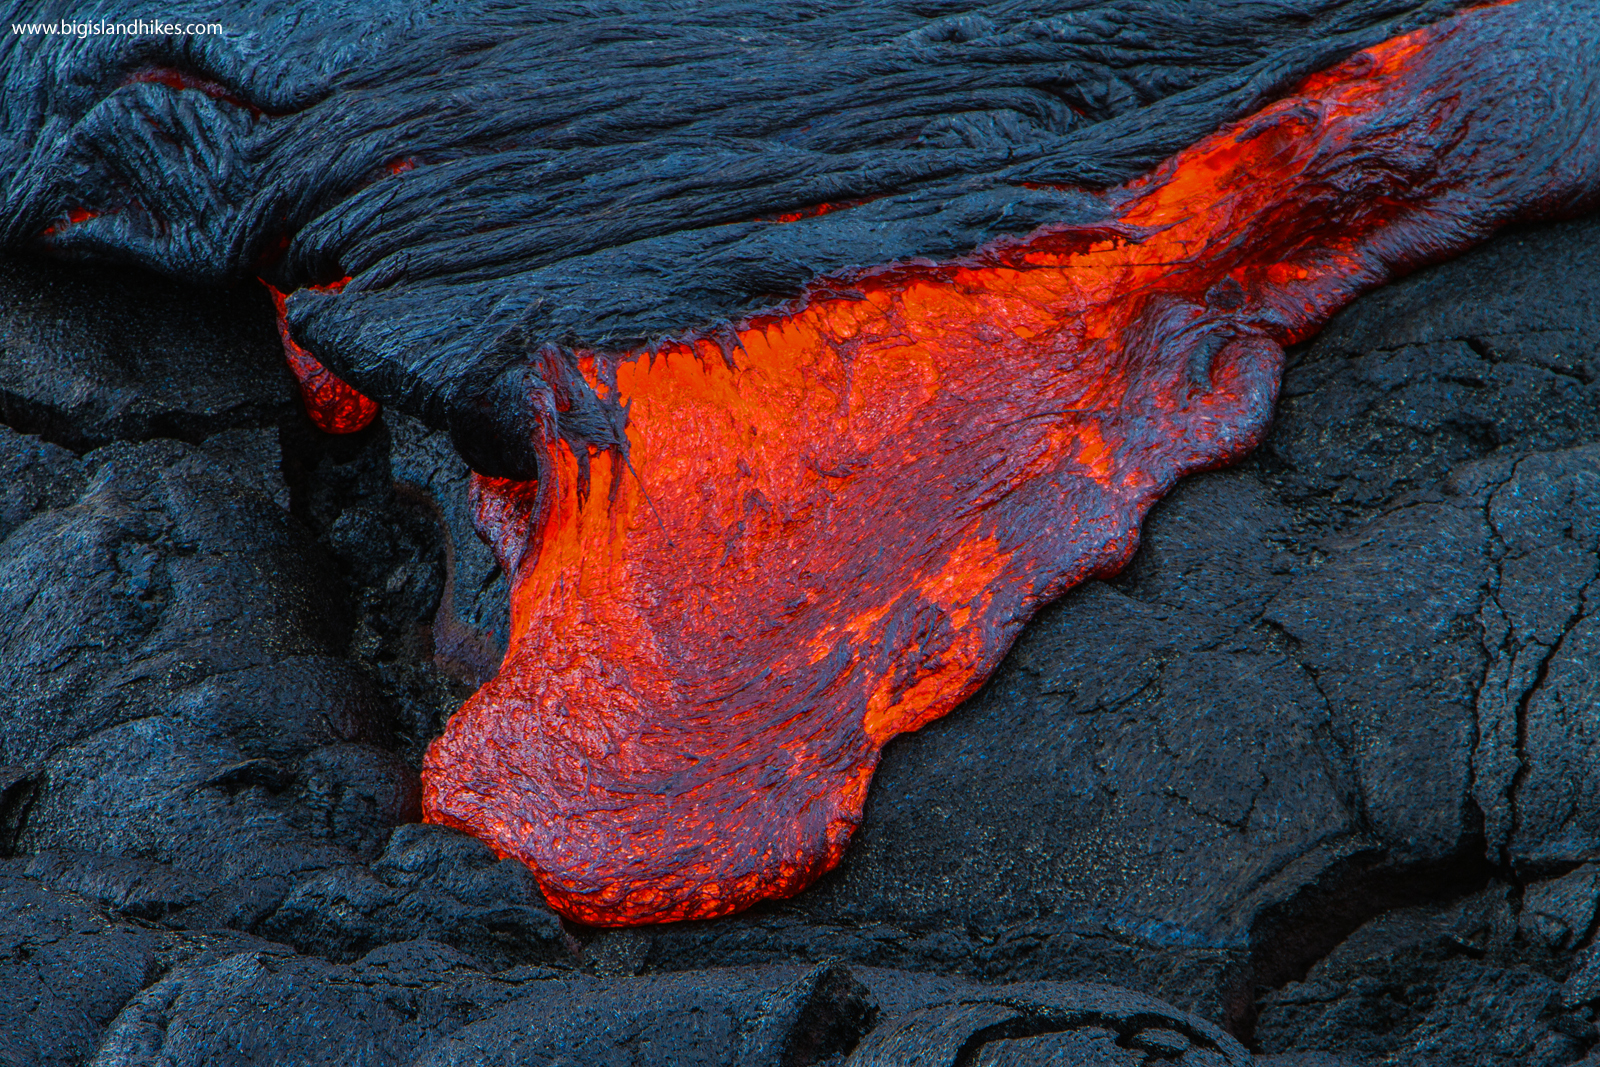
(412, 0, 1598, 926)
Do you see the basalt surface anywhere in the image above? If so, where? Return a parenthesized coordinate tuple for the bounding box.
(1, 190, 1599, 1065)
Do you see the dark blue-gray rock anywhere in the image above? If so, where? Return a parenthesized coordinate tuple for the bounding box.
(259, 822, 566, 967)
(88, 939, 526, 1067)
(82, 948, 1249, 1067)
(0, 254, 291, 449)
(0, 432, 418, 927)
(1253, 884, 1597, 1065)
(0, 876, 162, 1067)
(843, 972, 1249, 1066)
(0, 875, 265, 1067)
(387, 413, 510, 684)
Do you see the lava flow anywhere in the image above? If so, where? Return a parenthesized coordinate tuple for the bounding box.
(414, 0, 1596, 925)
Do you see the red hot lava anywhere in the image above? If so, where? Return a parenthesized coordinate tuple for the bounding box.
(266, 280, 381, 434)
(405, 1, 1597, 925)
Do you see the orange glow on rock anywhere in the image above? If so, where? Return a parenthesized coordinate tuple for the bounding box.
(265, 280, 380, 434)
(762, 198, 874, 224)
(421, 1, 1592, 925)
(38, 207, 98, 238)
(123, 67, 270, 117)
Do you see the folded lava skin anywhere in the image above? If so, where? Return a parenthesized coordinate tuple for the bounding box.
(4, 0, 1475, 478)
(3, 0, 1598, 926)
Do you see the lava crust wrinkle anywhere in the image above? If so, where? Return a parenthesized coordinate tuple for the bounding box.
(420, 0, 1600, 925)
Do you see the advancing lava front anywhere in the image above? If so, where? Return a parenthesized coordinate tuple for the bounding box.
(422, 2, 1600, 924)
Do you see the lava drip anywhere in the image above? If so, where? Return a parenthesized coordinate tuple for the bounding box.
(419, 0, 1598, 926)
(266, 281, 381, 434)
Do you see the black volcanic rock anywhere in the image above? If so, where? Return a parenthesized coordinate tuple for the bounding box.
(411, 962, 879, 1067)
(0, 876, 163, 1067)
(80, 948, 1246, 1067)
(89, 939, 530, 1067)
(259, 822, 566, 967)
(0, 423, 83, 538)
(387, 413, 511, 685)
(1254, 885, 1593, 1064)
(845, 971, 1250, 1066)
(0, 255, 291, 450)
(0, 875, 264, 1067)
(277, 416, 473, 766)
(0, 431, 418, 926)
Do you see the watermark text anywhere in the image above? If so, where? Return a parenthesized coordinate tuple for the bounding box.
(11, 18, 224, 38)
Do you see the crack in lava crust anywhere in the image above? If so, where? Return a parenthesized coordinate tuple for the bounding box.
(420, 0, 1600, 926)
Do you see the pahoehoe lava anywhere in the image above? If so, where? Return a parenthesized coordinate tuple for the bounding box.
(4, 0, 1599, 928)
(426, 2, 1600, 924)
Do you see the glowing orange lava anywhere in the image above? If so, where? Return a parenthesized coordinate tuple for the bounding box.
(416, 0, 1594, 925)
(266, 280, 380, 434)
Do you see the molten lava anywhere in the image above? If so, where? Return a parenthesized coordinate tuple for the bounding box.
(267, 281, 381, 434)
(408, 1, 1595, 925)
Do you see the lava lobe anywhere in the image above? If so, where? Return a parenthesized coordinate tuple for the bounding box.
(411, 0, 1600, 926)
